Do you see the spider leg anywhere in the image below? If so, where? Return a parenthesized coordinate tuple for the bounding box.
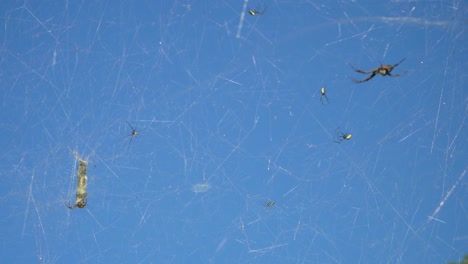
(256, 4, 267, 13)
(333, 128, 343, 143)
(350, 64, 376, 74)
(387, 72, 401, 77)
(321, 94, 329, 104)
(352, 72, 376, 83)
(126, 122, 136, 132)
(392, 58, 406, 68)
(127, 135, 134, 149)
(353, 67, 376, 74)
(353, 69, 372, 74)
(65, 201, 76, 209)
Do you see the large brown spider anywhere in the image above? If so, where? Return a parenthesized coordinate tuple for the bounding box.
(351, 58, 405, 83)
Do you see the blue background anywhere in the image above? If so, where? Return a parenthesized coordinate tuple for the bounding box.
(0, 1, 466, 263)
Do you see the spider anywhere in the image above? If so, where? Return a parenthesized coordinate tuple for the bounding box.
(320, 87, 329, 104)
(125, 122, 142, 149)
(334, 128, 352, 143)
(264, 201, 275, 207)
(249, 4, 267, 16)
(351, 58, 405, 83)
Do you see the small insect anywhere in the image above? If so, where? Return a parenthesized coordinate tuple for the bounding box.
(249, 5, 267, 16)
(334, 128, 352, 143)
(264, 201, 275, 207)
(66, 157, 88, 209)
(351, 58, 405, 83)
(320, 87, 329, 104)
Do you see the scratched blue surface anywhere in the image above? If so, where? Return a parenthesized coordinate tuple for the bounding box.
(0, 1, 466, 263)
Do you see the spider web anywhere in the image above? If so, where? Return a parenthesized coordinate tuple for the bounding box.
(0, 0, 466, 263)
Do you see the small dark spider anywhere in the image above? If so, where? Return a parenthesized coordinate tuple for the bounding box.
(320, 87, 329, 104)
(351, 58, 405, 83)
(249, 4, 267, 16)
(334, 128, 352, 143)
(125, 122, 142, 149)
